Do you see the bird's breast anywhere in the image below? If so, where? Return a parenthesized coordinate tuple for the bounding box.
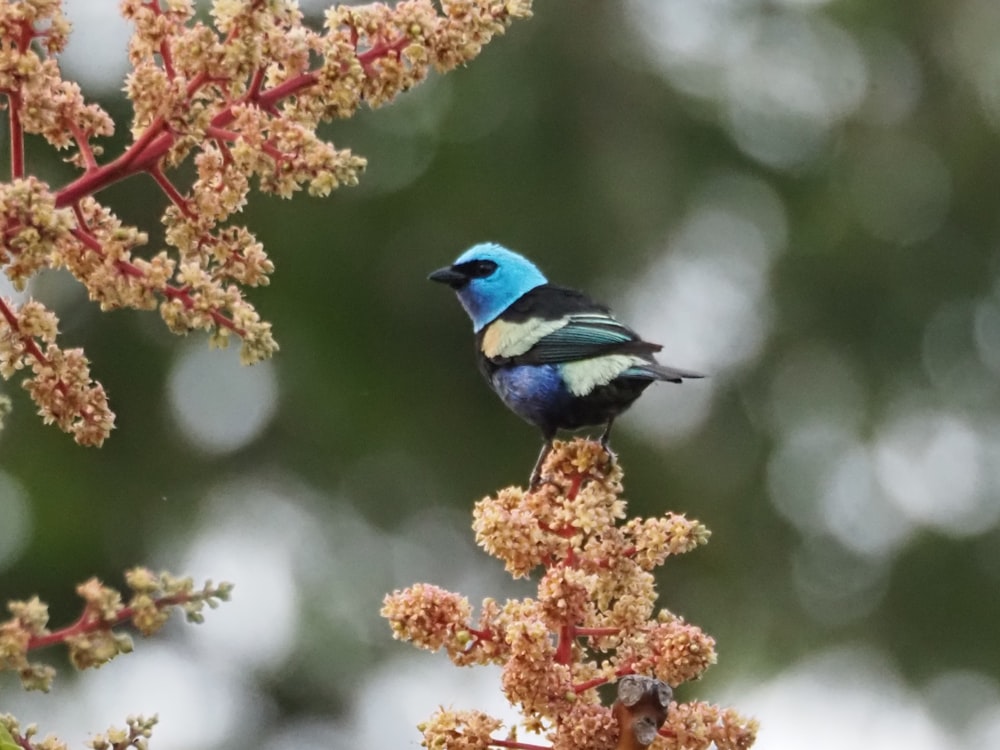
(480, 316, 568, 359)
(489, 364, 571, 428)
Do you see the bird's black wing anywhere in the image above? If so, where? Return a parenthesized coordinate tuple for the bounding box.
(493, 284, 661, 366)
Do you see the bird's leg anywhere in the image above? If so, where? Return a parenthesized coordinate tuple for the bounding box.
(599, 419, 614, 449)
(599, 419, 618, 469)
(529, 439, 554, 488)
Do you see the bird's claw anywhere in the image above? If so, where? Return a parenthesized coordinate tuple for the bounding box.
(528, 440, 554, 491)
(597, 440, 619, 480)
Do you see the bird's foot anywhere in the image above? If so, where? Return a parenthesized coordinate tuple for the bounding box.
(599, 420, 616, 453)
(529, 440, 554, 490)
(529, 472, 563, 493)
(602, 444, 618, 473)
(596, 430, 619, 474)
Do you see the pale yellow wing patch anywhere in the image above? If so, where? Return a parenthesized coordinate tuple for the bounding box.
(481, 316, 569, 359)
(561, 354, 647, 396)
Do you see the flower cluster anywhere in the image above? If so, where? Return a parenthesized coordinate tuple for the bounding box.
(0, 567, 232, 691)
(382, 439, 758, 750)
(0, 0, 533, 444)
(1, 713, 158, 750)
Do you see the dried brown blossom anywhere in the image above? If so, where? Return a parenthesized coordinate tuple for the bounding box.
(382, 439, 757, 750)
(0, 0, 532, 444)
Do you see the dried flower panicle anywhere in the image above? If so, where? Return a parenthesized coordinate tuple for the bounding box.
(382, 439, 758, 750)
(0, 0, 532, 443)
(0, 567, 232, 692)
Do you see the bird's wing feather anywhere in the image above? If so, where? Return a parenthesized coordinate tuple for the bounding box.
(622, 362, 705, 383)
(512, 311, 660, 365)
(480, 284, 668, 366)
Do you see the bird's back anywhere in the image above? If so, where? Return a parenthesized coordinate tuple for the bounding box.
(476, 284, 661, 370)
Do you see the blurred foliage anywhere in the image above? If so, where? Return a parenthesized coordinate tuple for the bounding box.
(2, 0, 1000, 744)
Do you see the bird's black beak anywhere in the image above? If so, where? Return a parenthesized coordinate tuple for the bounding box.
(428, 266, 468, 289)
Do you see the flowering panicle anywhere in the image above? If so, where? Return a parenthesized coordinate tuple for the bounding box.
(0, 567, 232, 692)
(382, 439, 758, 750)
(1, 713, 159, 750)
(0, 0, 533, 444)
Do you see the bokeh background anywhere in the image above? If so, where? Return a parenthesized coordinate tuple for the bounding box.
(2, 0, 1000, 748)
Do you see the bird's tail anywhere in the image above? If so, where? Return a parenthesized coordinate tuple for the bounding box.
(623, 363, 705, 383)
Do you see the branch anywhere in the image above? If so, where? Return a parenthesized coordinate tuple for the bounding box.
(69, 121, 99, 171)
(6, 91, 25, 180)
(26, 590, 190, 652)
(0, 297, 49, 366)
(148, 163, 194, 218)
(489, 739, 552, 750)
(1, 569, 233, 690)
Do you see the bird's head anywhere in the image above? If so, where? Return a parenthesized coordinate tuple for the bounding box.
(428, 243, 548, 331)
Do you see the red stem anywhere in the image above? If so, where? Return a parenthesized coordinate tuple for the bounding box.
(26, 591, 191, 651)
(358, 34, 409, 75)
(54, 68, 277, 209)
(163, 285, 245, 335)
(576, 627, 623, 637)
(249, 72, 318, 118)
(488, 739, 551, 750)
(53, 26, 412, 208)
(247, 66, 266, 101)
(551, 472, 587, 665)
(538, 521, 577, 538)
(7, 91, 25, 179)
(4, 20, 35, 180)
(148, 164, 194, 218)
(2, 16, 424, 349)
(574, 666, 635, 694)
(206, 125, 240, 142)
(72, 202, 91, 230)
(54, 124, 171, 208)
(70, 225, 105, 252)
(69, 222, 244, 334)
(159, 38, 176, 80)
(0, 297, 50, 365)
(69, 122, 99, 170)
(554, 622, 574, 665)
(568, 472, 583, 499)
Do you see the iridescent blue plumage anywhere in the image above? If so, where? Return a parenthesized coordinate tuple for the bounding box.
(445, 243, 547, 332)
(429, 243, 702, 485)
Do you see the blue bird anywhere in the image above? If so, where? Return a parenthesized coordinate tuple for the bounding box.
(429, 242, 703, 486)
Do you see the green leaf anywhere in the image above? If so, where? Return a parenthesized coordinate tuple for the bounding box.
(0, 723, 21, 750)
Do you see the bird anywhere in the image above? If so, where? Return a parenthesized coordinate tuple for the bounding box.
(428, 242, 703, 487)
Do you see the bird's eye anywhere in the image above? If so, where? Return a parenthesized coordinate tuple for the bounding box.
(458, 260, 498, 279)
